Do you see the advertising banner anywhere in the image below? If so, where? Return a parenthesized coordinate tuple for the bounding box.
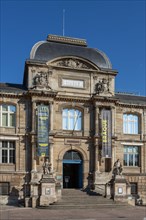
(37, 105, 49, 157)
(101, 109, 112, 157)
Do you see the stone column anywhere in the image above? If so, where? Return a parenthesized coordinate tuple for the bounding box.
(50, 101, 54, 131)
(84, 106, 90, 136)
(94, 105, 100, 173)
(49, 142, 54, 171)
(31, 139, 37, 171)
(95, 104, 99, 136)
(31, 101, 37, 133)
(31, 101, 37, 171)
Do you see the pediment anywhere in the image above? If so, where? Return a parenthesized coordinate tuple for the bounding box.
(47, 57, 98, 71)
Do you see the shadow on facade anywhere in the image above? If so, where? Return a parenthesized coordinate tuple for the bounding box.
(7, 187, 19, 206)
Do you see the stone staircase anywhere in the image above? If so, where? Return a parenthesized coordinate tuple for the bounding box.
(47, 189, 127, 209)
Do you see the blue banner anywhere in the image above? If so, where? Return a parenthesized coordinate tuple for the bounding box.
(37, 105, 49, 157)
(101, 109, 112, 158)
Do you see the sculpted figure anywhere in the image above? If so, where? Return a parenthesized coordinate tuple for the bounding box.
(113, 159, 123, 177)
(43, 158, 52, 174)
(95, 78, 108, 94)
(32, 72, 51, 89)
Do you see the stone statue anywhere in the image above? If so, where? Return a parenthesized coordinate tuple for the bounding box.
(43, 158, 52, 174)
(95, 78, 108, 94)
(113, 159, 123, 177)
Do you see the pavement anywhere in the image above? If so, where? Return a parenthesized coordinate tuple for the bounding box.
(0, 205, 146, 220)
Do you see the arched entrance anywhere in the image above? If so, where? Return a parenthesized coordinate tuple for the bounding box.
(63, 150, 83, 189)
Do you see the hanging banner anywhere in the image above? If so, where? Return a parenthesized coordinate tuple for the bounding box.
(37, 105, 49, 157)
(101, 109, 112, 158)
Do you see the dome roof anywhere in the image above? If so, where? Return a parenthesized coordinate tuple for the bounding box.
(30, 35, 112, 69)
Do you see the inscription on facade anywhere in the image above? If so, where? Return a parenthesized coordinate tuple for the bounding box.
(62, 79, 84, 88)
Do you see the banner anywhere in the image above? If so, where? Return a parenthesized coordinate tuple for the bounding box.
(37, 105, 49, 157)
(101, 109, 112, 158)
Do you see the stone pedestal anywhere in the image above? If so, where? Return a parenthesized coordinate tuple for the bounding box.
(39, 173, 57, 207)
(114, 175, 131, 203)
(94, 171, 112, 196)
(29, 171, 40, 208)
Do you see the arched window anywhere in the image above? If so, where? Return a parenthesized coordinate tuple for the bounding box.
(123, 114, 139, 134)
(62, 108, 82, 131)
(0, 104, 16, 127)
(63, 150, 82, 161)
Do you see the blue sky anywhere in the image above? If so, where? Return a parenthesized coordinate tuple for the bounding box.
(1, 0, 146, 95)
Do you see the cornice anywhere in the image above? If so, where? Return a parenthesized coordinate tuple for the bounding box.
(116, 102, 146, 108)
(0, 92, 145, 109)
(0, 92, 23, 98)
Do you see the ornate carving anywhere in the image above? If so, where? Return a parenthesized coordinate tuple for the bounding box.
(52, 58, 94, 70)
(32, 72, 51, 90)
(95, 78, 109, 94)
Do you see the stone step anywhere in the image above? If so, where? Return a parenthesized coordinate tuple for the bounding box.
(41, 189, 128, 210)
(41, 202, 128, 210)
(62, 189, 101, 196)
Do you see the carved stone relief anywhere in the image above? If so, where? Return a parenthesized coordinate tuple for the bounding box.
(51, 58, 96, 70)
(32, 71, 51, 90)
(95, 78, 109, 94)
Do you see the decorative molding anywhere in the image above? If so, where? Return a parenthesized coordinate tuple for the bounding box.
(121, 142, 143, 146)
(65, 139, 81, 145)
(0, 136, 19, 140)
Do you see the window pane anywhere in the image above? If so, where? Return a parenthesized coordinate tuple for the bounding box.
(124, 154, 128, 166)
(129, 154, 133, 166)
(63, 109, 68, 116)
(2, 150, 7, 163)
(75, 116, 81, 130)
(63, 117, 68, 130)
(9, 141, 14, 148)
(2, 113, 8, 126)
(2, 105, 8, 111)
(9, 150, 15, 163)
(69, 117, 74, 130)
(2, 141, 8, 148)
(10, 105, 16, 113)
(10, 114, 15, 126)
(134, 154, 139, 166)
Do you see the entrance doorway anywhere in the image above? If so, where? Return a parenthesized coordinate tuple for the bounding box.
(63, 150, 83, 189)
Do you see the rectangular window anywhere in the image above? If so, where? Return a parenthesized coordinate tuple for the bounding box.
(62, 109, 82, 131)
(0, 182, 9, 195)
(0, 141, 15, 164)
(124, 146, 140, 167)
(0, 104, 16, 127)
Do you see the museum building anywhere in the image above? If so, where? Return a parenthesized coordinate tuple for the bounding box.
(0, 34, 146, 206)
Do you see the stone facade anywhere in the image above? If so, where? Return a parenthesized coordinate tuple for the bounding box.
(0, 34, 146, 206)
